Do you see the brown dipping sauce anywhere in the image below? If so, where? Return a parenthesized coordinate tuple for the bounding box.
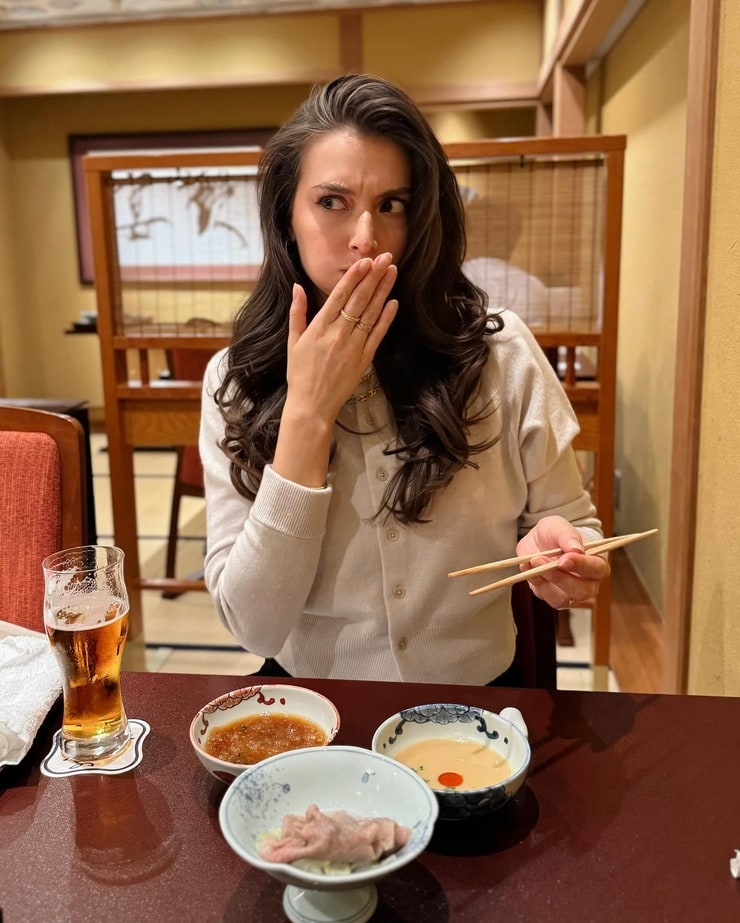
(204, 713, 328, 764)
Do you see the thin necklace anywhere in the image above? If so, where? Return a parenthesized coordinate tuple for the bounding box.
(347, 382, 382, 405)
(347, 369, 381, 405)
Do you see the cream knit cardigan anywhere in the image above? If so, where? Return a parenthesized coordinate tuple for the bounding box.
(200, 310, 602, 685)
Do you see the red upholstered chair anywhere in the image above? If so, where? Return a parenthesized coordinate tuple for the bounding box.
(0, 406, 87, 632)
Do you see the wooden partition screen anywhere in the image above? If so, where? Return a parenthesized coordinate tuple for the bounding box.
(85, 136, 625, 683)
(447, 137, 626, 687)
(84, 150, 258, 652)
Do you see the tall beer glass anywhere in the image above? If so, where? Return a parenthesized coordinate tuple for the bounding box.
(42, 545, 131, 762)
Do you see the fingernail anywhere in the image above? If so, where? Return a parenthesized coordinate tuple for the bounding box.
(292, 283, 300, 297)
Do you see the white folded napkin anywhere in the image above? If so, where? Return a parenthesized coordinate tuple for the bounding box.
(0, 634, 62, 767)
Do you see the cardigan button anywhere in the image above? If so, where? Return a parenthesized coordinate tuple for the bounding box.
(392, 585, 406, 599)
(387, 528, 399, 542)
(376, 467, 388, 481)
(397, 637, 408, 652)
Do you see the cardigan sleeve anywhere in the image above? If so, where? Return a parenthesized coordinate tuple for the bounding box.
(199, 350, 332, 656)
(495, 313, 603, 542)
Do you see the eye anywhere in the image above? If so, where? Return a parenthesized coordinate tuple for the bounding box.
(318, 195, 345, 210)
(380, 197, 408, 215)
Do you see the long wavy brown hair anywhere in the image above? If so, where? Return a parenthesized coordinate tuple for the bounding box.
(215, 74, 503, 524)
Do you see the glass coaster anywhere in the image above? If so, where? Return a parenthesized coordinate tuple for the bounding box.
(40, 719, 150, 778)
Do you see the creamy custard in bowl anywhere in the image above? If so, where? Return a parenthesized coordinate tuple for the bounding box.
(393, 737, 512, 791)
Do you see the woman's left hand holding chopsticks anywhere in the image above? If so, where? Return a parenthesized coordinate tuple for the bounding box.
(513, 516, 611, 611)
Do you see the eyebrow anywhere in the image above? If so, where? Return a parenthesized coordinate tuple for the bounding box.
(311, 182, 412, 198)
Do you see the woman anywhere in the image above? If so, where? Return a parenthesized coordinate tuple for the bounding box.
(200, 74, 609, 685)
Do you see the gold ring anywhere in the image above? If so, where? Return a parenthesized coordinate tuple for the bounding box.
(355, 319, 373, 333)
(340, 309, 361, 325)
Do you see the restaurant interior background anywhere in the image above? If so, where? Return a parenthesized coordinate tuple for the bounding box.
(0, 0, 737, 697)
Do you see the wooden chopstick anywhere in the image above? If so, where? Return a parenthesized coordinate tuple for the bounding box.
(453, 529, 657, 598)
(448, 529, 653, 578)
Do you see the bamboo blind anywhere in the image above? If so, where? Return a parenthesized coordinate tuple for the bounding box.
(455, 155, 605, 334)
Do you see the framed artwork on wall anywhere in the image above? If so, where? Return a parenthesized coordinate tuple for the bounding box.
(69, 129, 274, 285)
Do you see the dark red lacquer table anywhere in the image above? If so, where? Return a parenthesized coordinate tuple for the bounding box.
(1, 672, 739, 921)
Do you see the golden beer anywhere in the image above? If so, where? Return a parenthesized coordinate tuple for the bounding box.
(43, 546, 131, 762)
(46, 599, 129, 757)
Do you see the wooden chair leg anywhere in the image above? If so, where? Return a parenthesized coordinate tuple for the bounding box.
(557, 609, 575, 646)
(162, 451, 185, 600)
(161, 440, 207, 600)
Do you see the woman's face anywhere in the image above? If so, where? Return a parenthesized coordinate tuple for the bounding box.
(290, 128, 411, 304)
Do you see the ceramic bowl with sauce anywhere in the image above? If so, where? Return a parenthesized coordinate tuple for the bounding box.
(190, 683, 341, 784)
(371, 703, 530, 821)
(219, 745, 438, 923)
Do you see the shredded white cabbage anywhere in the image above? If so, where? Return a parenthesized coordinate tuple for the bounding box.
(292, 858, 354, 876)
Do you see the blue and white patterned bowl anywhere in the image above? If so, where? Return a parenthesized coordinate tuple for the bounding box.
(219, 745, 438, 893)
(371, 704, 530, 821)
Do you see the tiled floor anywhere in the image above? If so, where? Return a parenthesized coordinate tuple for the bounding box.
(91, 435, 618, 690)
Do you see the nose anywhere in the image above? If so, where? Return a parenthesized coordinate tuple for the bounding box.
(349, 211, 378, 255)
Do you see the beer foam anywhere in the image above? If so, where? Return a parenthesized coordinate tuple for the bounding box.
(45, 592, 128, 629)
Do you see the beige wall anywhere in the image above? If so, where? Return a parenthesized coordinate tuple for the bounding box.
(0, 3, 541, 97)
(0, 2, 541, 407)
(363, 2, 542, 86)
(0, 14, 342, 94)
(426, 107, 535, 141)
(597, 0, 690, 613)
(689, 0, 740, 696)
